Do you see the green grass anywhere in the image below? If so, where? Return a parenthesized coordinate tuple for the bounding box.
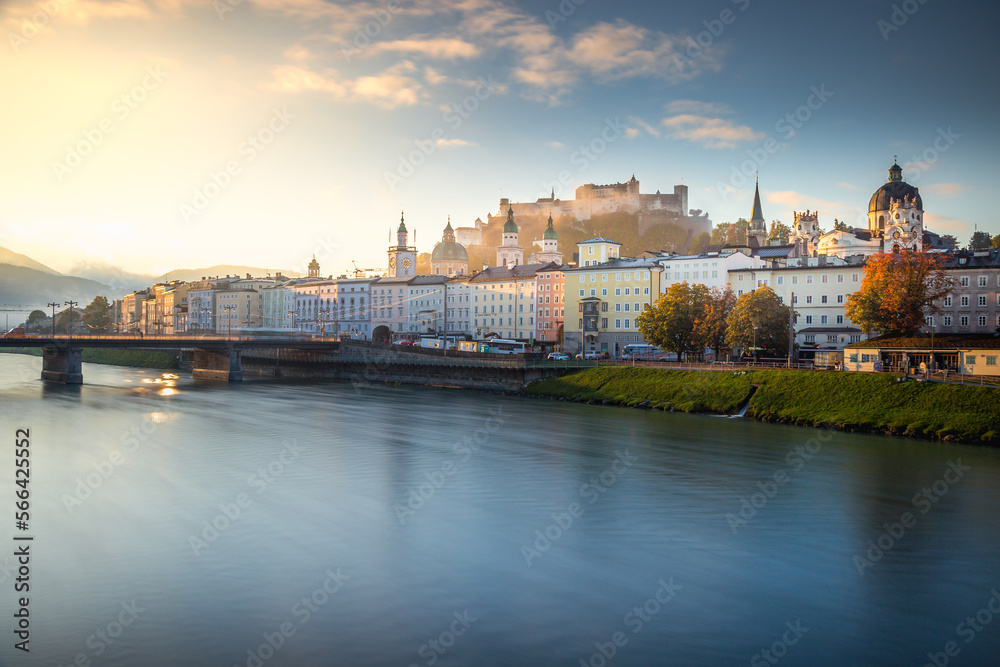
(0, 348, 179, 370)
(525, 367, 1000, 443)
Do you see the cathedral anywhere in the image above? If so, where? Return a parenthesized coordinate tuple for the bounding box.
(430, 218, 469, 276)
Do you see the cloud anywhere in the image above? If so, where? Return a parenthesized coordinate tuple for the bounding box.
(664, 100, 730, 116)
(544, 141, 564, 149)
(626, 115, 661, 139)
(926, 183, 968, 197)
(368, 38, 480, 59)
(661, 114, 763, 149)
(264, 61, 424, 108)
(435, 138, 475, 148)
(923, 213, 971, 234)
(837, 182, 860, 191)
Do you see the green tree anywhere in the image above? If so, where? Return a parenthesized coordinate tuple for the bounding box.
(82, 296, 110, 332)
(725, 286, 791, 359)
(710, 219, 749, 246)
(768, 221, 791, 245)
(940, 234, 958, 248)
(636, 282, 709, 357)
(991, 234, 1000, 250)
(833, 219, 849, 231)
(969, 231, 992, 251)
(688, 231, 711, 254)
(693, 287, 736, 359)
(845, 251, 953, 337)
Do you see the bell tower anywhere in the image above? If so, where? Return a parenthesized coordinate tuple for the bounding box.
(388, 210, 417, 277)
(747, 177, 768, 248)
(496, 207, 524, 267)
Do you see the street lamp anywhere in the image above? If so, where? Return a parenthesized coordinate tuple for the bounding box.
(222, 305, 236, 337)
(65, 300, 79, 337)
(753, 326, 759, 363)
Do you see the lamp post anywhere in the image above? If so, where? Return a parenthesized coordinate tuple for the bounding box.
(222, 305, 236, 337)
(753, 325, 759, 364)
(65, 300, 78, 337)
(47, 302, 59, 336)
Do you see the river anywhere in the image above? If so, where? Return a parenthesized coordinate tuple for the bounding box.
(1, 353, 999, 666)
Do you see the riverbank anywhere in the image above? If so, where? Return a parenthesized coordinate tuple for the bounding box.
(0, 347, 179, 370)
(523, 367, 1000, 443)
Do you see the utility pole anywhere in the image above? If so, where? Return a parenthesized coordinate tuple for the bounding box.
(64, 300, 78, 337)
(788, 291, 795, 367)
(48, 302, 59, 336)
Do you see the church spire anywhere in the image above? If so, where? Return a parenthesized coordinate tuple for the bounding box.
(750, 177, 765, 229)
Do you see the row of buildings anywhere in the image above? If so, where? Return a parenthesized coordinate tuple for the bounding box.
(115, 162, 998, 359)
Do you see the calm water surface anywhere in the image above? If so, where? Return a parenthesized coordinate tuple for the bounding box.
(1, 354, 999, 666)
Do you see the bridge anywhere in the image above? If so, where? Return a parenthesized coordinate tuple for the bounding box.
(0, 335, 585, 389)
(0, 334, 341, 383)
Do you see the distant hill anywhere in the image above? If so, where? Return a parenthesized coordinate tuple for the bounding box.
(0, 246, 60, 275)
(157, 265, 303, 283)
(0, 264, 113, 310)
(66, 261, 156, 294)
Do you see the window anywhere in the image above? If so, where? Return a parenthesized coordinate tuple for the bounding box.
(944, 296, 953, 307)
(615, 303, 622, 312)
(961, 316, 969, 327)
(837, 274, 844, 283)
(852, 273, 859, 283)
(602, 289, 608, 297)
(792, 295, 799, 304)
(980, 316, 988, 327)
(738, 274, 744, 281)
(643, 287, 650, 295)
(821, 315, 828, 324)
(837, 315, 844, 324)
(602, 318, 608, 329)
(944, 316, 952, 326)
(615, 319, 622, 329)
(590, 289, 596, 297)
(805, 315, 813, 324)
(792, 276, 798, 285)
(821, 295, 828, 304)
(850, 335, 861, 343)
(601, 303, 608, 312)
(624, 319, 631, 329)
(777, 276, 784, 285)
(579, 289, 585, 297)
(989, 356, 998, 366)
(712, 271, 719, 278)
(625, 288, 631, 296)
(806, 276, 813, 284)
(979, 296, 988, 307)
(980, 276, 988, 287)
(805, 335, 815, 343)
(849, 354, 859, 363)
(967, 355, 977, 366)
(837, 295, 844, 304)
(961, 296, 970, 307)
(634, 303, 640, 312)
(861, 354, 870, 363)
(624, 303, 630, 312)
(615, 288, 621, 296)
(806, 296, 813, 304)
(961, 276, 970, 287)
(821, 275, 828, 283)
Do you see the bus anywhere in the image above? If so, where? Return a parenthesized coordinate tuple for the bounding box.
(482, 339, 526, 355)
(621, 344, 671, 361)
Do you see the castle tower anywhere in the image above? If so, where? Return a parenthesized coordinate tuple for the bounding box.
(497, 207, 523, 267)
(747, 178, 767, 248)
(535, 213, 562, 264)
(388, 210, 417, 277)
(885, 194, 924, 253)
(308, 255, 320, 278)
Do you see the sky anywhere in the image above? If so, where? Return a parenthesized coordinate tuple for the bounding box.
(1, 0, 998, 279)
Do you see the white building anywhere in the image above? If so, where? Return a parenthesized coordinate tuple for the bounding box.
(658, 249, 766, 293)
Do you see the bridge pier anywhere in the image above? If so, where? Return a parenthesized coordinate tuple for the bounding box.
(41, 346, 83, 384)
(191, 348, 242, 382)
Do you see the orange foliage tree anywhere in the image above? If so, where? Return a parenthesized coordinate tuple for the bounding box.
(845, 251, 954, 337)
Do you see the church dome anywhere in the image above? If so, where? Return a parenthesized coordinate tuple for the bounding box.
(542, 214, 557, 240)
(431, 240, 468, 262)
(869, 162, 922, 213)
(503, 207, 518, 233)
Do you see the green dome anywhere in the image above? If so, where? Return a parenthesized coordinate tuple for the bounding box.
(398, 211, 407, 233)
(542, 214, 557, 240)
(431, 241, 468, 262)
(503, 207, 518, 233)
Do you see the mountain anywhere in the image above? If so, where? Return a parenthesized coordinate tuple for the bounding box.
(156, 265, 303, 283)
(66, 260, 156, 294)
(0, 264, 114, 310)
(0, 246, 60, 275)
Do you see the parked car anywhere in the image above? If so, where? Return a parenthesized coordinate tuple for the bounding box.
(3, 327, 25, 338)
(575, 351, 603, 360)
(395, 339, 414, 347)
(547, 352, 571, 361)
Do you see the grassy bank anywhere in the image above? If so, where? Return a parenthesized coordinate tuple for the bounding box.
(0, 348, 179, 370)
(524, 367, 1000, 443)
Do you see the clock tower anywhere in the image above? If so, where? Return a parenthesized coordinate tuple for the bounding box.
(388, 211, 417, 277)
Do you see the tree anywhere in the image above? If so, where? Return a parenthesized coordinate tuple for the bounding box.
(688, 231, 711, 254)
(725, 286, 791, 359)
(940, 234, 958, 248)
(710, 219, 749, 246)
(693, 287, 736, 359)
(992, 234, 1000, 250)
(82, 296, 110, 332)
(768, 221, 791, 245)
(27, 310, 46, 324)
(845, 251, 954, 337)
(969, 231, 992, 251)
(833, 219, 849, 231)
(636, 282, 709, 357)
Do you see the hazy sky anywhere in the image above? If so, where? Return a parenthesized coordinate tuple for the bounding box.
(1, 0, 997, 277)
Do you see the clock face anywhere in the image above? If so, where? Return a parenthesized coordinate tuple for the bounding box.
(402, 258, 411, 268)
(389, 256, 396, 268)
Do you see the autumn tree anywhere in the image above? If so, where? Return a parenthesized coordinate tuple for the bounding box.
(693, 286, 736, 359)
(710, 219, 749, 246)
(725, 286, 791, 359)
(845, 251, 954, 337)
(768, 221, 791, 245)
(636, 282, 709, 357)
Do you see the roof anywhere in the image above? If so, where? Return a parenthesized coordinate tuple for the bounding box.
(542, 215, 557, 240)
(847, 334, 1000, 350)
(750, 180, 765, 225)
(503, 207, 518, 233)
(469, 262, 557, 282)
(798, 326, 862, 334)
(869, 163, 922, 213)
(755, 246, 795, 258)
(563, 256, 661, 272)
(410, 275, 450, 285)
(579, 237, 621, 245)
(431, 240, 468, 262)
